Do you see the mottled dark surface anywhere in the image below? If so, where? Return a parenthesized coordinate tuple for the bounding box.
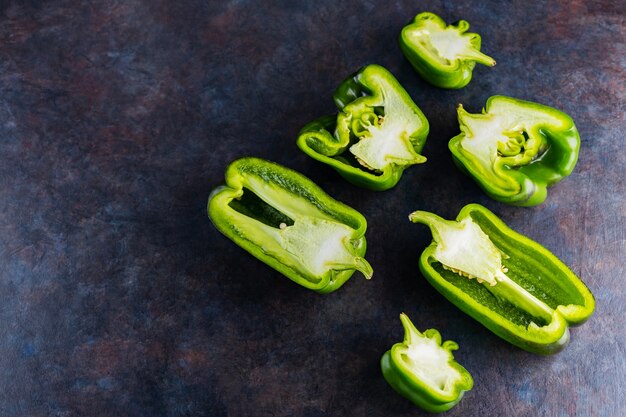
(0, 1, 624, 416)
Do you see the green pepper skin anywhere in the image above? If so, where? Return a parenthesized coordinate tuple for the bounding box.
(449, 96, 580, 206)
(208, 157, 373, 293)
(399, 12, 496, 89)
(297, 64, 429, 191)
(381, 314, 473, 413)
(411, 204, 595, 354)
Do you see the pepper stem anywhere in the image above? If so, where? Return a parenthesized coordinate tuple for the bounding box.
(399, 312, 421, 345)
(410, 209, 555, 326)
(355, 257, 374, 279)
(409, 210, 461, 250)
(327, 256, 373, 280)
(409, 210, 445, 224)
(459, 48, 496, 67)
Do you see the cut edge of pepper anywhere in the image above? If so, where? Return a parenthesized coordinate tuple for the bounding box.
(401, 25, 495, 71)
(410, 204, 594, 353)
(381, 313, 473, 411)
(208, 158, 374, 291)
(297, 65, 429, 190)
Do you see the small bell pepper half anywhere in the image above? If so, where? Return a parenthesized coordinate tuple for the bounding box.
(400, 12, 495, 89)
(208, 157, 373, 293)
(409, 204, 595, 354)
(297, 64, 429, 191)
(449, 96, 580, 206)
(381, 313, 473, 413)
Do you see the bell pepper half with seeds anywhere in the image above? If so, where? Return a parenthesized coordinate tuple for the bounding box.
(208, 157, 373, 293)
(297, 64, 429, 191)
(450, 96, 580, 206)
(410, 204, 594, 354)
(400, 12, 495, 89)
(381, 313, 473, 413)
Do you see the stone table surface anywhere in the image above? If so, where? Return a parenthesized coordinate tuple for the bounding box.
(0, 1, 624, 416)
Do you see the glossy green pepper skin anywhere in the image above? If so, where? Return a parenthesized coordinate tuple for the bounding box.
(297, 64, 429, 191)
(400, 12, 495, 89)
(450, 96, 580, 206)
(381, 314, 473, 413)
(208, 157, 373, 293)
(410, 204, 595, 354)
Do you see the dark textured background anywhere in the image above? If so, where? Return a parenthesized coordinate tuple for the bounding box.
(0, 1, 624, 416)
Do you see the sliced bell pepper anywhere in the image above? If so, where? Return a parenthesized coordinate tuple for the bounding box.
(381, 313, 473, 412)
(297, 64, 429, 191)
(409, 204, 595, 354)
(399, 12, 495, 89)
(208, 157, 373, 293)
(449, 95, 580, 206)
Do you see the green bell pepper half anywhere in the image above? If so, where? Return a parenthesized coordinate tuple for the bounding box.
(449, 96, 580, 206)
(381, 313, 473, 413)
(400, 12, 495, 89)
(297, 64, 429, 191)
(208, 157, 373, 293)
(409, 204, 595, 354)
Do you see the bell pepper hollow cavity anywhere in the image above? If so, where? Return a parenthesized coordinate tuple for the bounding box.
(450, 96, 580, 206)
(409, 204, 595, 354)
(208, 157, 373, 293)
(399, 12, 495, 89)
(297, 64, 429, 191)
(381, 313, 473, 412)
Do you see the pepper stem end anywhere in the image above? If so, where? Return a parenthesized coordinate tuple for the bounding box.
(460, 48, 496, 67)
(355, 257, 374, 279)
(399, 313, 421, 345)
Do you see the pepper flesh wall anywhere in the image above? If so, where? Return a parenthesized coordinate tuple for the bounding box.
(410, 204, 594, 354)
(400, 12, 495, 89)
(381, 314, 473, 412)
(449, 96, 580, 206)
(208, 157, 373, 293)
(297, 64, 429, 191)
